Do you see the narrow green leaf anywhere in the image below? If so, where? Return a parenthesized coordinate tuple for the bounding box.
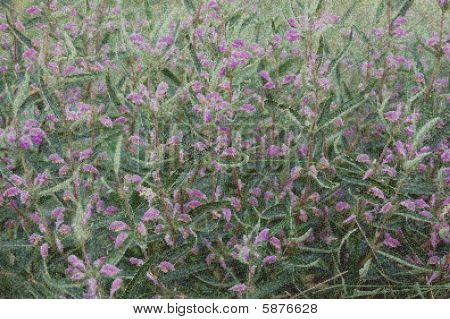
(289, 228, 313, 243)
(12, 72, 30, 119)
(183, 0, 195, 11)
(328, 27, 353, 75)
(359, 258, 372, 279)
(413, 117, 441, 150)
(188, 43, 202, 75)
(403, 152, 431, 170)
(377, 250, 434, 273)
(373, 0, 386, 24)
(106, 236, 133, 266)
(114, 135, 123, 176)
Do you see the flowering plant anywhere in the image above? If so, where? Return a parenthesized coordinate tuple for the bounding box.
(0, 0, 448, 298)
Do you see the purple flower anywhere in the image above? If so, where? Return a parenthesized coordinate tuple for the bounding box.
(146, 271, 159, 286)
(419, 210, 433, 219)
(187, 188, 207, 200)
(267, 145, 281, 157)
(159, 261, 175, 273)
(110, 278, 123, 298)
(270, 237, 282, 250)
(186, 200, 202, 209)
(48, 153, 64, 164)
(318, 78, 330, 91)
(229, 283, 247, 294)
(285, 28, 301, 42)
(85, 278, 97, 299)
(369, 186, 385, 199)
(142, 208, 161, 222)
(23, 48, 37, 61)
(222, 208, 232, 222)
(255, 228, 270, 244)
(259, 70, 271, 82)
(343, 214, 356, 224)
(3, 187, 20, 197)
(356, 154, 371, 163)
(232, 38, 245, 48)
(400, 199, 416, 211)
(82, 164, 98, 174)
(129, 257, 144, 266)
(93, 257, 107, 269)
(100, 264, 120, 277)
(427, 272, 440, 285)
(114, 232, 128, 249)
(127, 92, 144, 105)
(380, 202, 393, 214)
(40, 243, 49, 259)
(383, 233, 401, 248)
(336, 201, 350, 212)
(26, 6, 42, 15)
(100, 116, 114, 128)
(29, 128, 46, 145)
(438, 0, 448, 8)
(136, 222, 147, 237)
(129, 33, 145, 43)
(363, 169, 374, 180)
(105, 206, 119, 216)
(156, 82, 169, 99)
(221, 147, 238, 157)
(262, 255, 277, 265)
(239, 103, 256, 112)
(158, 35, 174, 47)
(109, 221, 129, 232)
(441, 149, 450, 162)
(19, 135, 33, 150)
(384, 111, 400, 123)
(78, 148, 93, 161)
(29, 233, 43, 245)
(68, 255, 85, 271)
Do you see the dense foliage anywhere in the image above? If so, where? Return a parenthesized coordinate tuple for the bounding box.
(0, 0, 449, 299)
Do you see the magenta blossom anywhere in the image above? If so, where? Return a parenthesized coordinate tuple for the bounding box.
(100, 264, 120, 277)
(159, 261, 175, 273)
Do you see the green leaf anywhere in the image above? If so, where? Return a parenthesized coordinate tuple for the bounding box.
(63, 31, 77, 60)
(122, 244, 191, 298)
(393, 0, 414, 22)
(189, 43, 202, 75)
(161, 262, 208, 283)
(162, 68, 182, 86)
(373, 0, 386, 24)
(413, 117, 441, 150)
(37, 73, 63, 119)
(315, 0, 324, 14)
(106, 236, 133, 266)
(287, 257, 323, 269)
(403, 152, 431, 170)
(114, 135, 123, 177)
(359, 258, 372, 279)
(317, 94, 368, 131)
(289, 228, 313, 243)
(12, 72, 30, 119)
(393, 212, 433, 223)
(72, 201, 89, 246)
(183, 0, 195, 11)
(376, 250, 434, 273)
(191, 201, 229, 223)
(328, 27, 353, 75)
(38, 168, 79, 198)
(106, 73, 126, 107)
(5, 13, 33, 47)
(0, 240, 32, 251)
